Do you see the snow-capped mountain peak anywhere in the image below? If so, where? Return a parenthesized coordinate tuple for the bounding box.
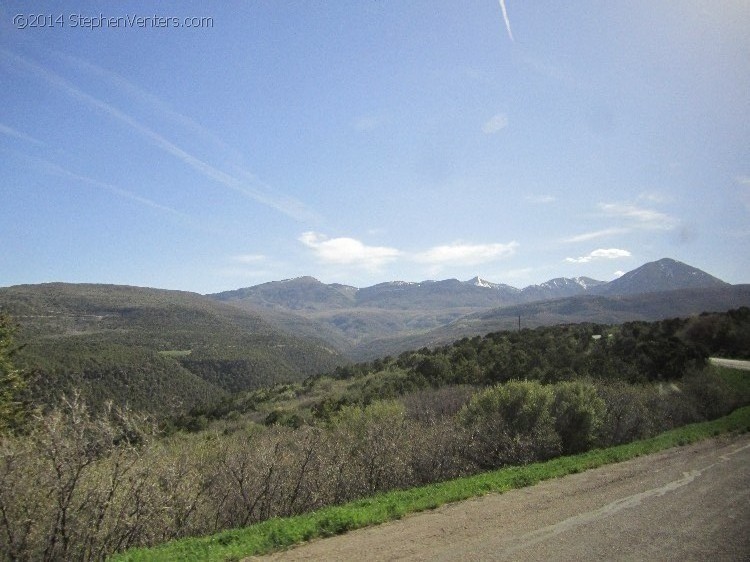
(467, 276, 496, 288)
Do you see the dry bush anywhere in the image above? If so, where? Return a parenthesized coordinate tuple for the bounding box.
(2, 371, 734, 560)
(402, 385, 476, 423)
(0, 394, 154, 561)
(407, 418, 471, 484)
(210, 425, 331, 529)
(327, 401, 413, 499)
(596, 382, 656, 447)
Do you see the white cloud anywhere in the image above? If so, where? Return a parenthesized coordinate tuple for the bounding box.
(563, 227, 629, 243)
(613, 270, 625, 278)
(482, 113, 509, 134)
(565, 248, 631, 264)
(416, 241, 518, 266)
(299, 232, 401, 268)
(299, 235, 518, 272)
(599, 202, 677, 230)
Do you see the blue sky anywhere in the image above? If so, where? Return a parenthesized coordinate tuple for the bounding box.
(1, 1, 749, 293)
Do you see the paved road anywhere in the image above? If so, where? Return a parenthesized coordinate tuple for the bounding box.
(256, 433, 750, 561)
(710, 357, 750, 371)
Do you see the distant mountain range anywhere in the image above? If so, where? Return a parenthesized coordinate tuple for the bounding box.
(209, 258, 740, 359)
(1, 258, 746, 412)
(210, 258, 729, 310)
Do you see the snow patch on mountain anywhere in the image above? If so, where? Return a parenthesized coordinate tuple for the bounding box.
(467, 276, 497, 288)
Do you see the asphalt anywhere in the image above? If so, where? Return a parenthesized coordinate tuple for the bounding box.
(256, 432, 750, 561)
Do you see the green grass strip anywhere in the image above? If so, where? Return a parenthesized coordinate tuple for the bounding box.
(112, 404, 750, 562)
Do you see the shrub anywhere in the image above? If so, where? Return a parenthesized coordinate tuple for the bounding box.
(402, 385, 475, 423)
(551, 381, 606, 454)
(328, 401, 413, 497)
(596, 382, 655, 446)
(0, 314, 32, 434)
(0, 394, 155, 561)
(680, 369, 735, 420)
(459, 381, 560, 468)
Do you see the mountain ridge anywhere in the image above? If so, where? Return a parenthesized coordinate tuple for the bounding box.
(2, 258, 748, 411)
(593, 258, 728, 296)
(207, 257, 747, 359)
(209, 258, 726, 308)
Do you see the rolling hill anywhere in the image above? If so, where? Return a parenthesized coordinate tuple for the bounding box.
(3, 258, 746, 413)
(0, 283, 345, 414)
(352, 285, 750, 359)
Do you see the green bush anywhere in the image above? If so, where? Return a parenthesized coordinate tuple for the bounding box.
(680, 369, 735, 420)
(0, 314, 31, 434)
(551, 381, 606, 454)
(460, 380, 560, 468)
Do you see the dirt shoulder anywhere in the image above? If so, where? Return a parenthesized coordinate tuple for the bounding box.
(254, 432, 750, 561)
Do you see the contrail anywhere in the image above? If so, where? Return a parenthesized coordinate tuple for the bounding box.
(52, 50, 240, 160)
(498, 0, 514, 42)
(22, 153, 192, 220)
(0, 122, 45, 146)
(51, 51, 320, 222)
(0, 48, 321, 224)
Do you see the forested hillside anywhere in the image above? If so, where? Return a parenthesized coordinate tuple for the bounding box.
(0, 283, 344, 414)
(1, 308, 749, 560)
(354, 285, 750, 359)
(3, 279, 748, 417)
(180, 307, 750, 429)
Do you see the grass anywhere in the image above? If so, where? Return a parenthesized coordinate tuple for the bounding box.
(712, 364, 750, 401)
(112, 403, 750, 562)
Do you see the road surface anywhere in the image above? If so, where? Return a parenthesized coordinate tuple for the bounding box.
(710, 357, 750, 371)
(255, 432, 750, 561)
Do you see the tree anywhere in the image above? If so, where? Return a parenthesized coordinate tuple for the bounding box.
(0, 314, 30, 434)
(414, 355, 452, 386)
